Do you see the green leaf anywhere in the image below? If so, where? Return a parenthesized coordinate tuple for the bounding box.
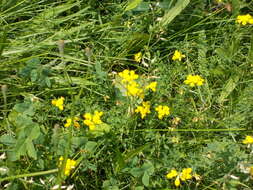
(125, 0, 143, 11)
(124, 144, 150, 162)
(13, 101, 34, 116)
(14, 124, 40, 160)
(141, 162, 154, 175)
(217, 76, 240, 104)
(26, 140, 37, 159)
(52, 76, 97, 87)
(0, 134, 16, 146)
(135, 187, 144, 190)
(85, 141, 97, 153)
(142, 171, 149, 187)
(89, 123, 111, 137)
(157, 0, 190, 30)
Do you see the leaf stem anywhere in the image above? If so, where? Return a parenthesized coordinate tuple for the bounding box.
(0, 169, 58, 182)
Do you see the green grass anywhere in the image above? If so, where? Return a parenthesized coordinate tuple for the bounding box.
(0, 0, 253, 189)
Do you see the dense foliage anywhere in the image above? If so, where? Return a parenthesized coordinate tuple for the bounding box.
(0, 0, 253, 189)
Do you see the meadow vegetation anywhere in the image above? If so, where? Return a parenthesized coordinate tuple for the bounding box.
(0, 0, 253, 189)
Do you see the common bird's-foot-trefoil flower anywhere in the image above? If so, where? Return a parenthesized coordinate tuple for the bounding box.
(134, 52, 142, 63)
(83, 111, 103, 130)
(172, 50, 185, 61)
(145, 82, 157, 92)
(135, 101, 151, 119)
(184, 74, 204, 87)
(118, 69, 144, 98)
(236, 14, 253, 25)
(126, 81, 144, 98)
(117, 69, 157, 99)
(64, 117, 80, 128)
(155, 105, 170, 119)
(166, 168, 195, 187)
(119, 69, 139, 83)
(59, 156, 77, 176)
(51, 97, 65, 110)
(242, 136, 253, 144)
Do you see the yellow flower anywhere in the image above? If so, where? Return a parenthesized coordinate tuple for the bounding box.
(145, 82, 157, 92)
(51, 97, 65, 110)
(250, 166, 253, 177)
(166, 168, 194, 187)
(93, 111, 103, 125)
(126, 81, 144, 97)
(172, 50, 185, 61)
(83, 111, 103, 130)
(180, 168, 192, 181)
(184, 74, 204, 87)
(64, 118, 72, 127)
(242, 136, 253, 144)
(155, 105, 170, 119)
(166, 169, 178, 179)
(175, 176, 180, 187)
(236, 14, 253, 25)
(64, 117, 80, 128)
(59, 156, 77, 176)
(135, 101, 151, 119)
(134, 52, 142, 63)
(119, 69, 139, 83)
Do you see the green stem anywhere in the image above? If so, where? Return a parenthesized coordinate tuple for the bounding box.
(134, 128, 246, 132)
(0, 169, 58, 182)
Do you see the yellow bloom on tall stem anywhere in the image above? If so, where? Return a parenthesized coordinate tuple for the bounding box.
(51, 97, 65, 110)
(172, 50, 185, 61)
(242, 136, 253, 144)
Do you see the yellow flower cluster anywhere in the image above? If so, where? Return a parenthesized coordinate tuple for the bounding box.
(135, 101, 151, 119)
(166, 168, 194, 187)
(145, 82, 157, 92)
(51, 97, 65, 110)
(64, 117, 80, 128)
(83, 111, 103, 130)
(172, 50, 185, 61)
(118, 69, 157, 98)
(236, 14, 253, 25)
(134, 52, 142, 63)
(59, 156, 77, 176)
(119, 69, 139, 83)
(184, 74, 204, 87)
(155, 105, 170, 119)
(242, 136, 253, 144)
